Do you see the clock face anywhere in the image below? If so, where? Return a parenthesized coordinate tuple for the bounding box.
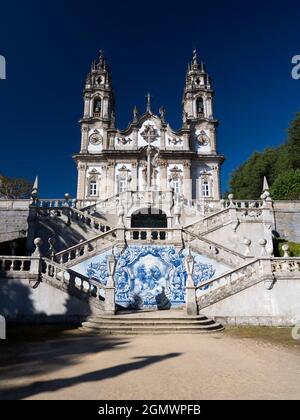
(89, 129, 103, 145)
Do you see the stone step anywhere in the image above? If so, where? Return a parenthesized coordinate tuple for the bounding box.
(80, 313, 224, 335)
(83, 319, 216, 326)
(80, 325, 224, 335)
(87, 315, 208, 321)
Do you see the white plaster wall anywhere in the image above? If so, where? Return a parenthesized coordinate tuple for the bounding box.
(204, 222, 271, 257)
(0, 279, 95, 322)
(202, 278, 300, 326)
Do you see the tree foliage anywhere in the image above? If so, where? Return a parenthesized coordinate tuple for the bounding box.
(229, 112, 300, 199)
(0, 175, 32, 199)
(270, 169, 300, 200)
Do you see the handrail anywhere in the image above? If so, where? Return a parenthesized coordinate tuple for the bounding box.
(195, 258, 259, 291)
(183, 228, 250, 261)
(196, 256, 300, 292)
(184, 207, 230, 230)
(42, 257, 106, 290)
(54, 228, 117, 258)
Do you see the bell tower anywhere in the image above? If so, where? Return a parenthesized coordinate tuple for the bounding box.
(79, 51, 115, 153)
(182, 49, 214, 122)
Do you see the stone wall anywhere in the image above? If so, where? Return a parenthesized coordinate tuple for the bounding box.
(273, 201, 300, 243)
(0, 277, 96, 323)
(0, 200, 30, 243)
(201, 276, 300, 326)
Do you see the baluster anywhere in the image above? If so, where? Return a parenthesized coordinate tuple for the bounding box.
(75, 247, 80, 258)
(20, 259, 25, 271)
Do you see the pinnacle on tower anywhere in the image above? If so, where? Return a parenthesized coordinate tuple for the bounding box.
(146, 92, 152, 113)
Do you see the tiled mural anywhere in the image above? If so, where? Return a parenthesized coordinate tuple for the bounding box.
(73, 245, 229, 309)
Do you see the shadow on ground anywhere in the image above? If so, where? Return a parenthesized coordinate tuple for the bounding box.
(0, 346, 181, 400)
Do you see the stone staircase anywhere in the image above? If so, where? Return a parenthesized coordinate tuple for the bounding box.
(80, 309, 224, 334)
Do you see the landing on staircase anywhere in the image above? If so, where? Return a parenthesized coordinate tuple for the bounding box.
(81, 309, 224, 335)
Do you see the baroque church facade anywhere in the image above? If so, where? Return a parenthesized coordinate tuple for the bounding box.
(0, 51, 299, 331)
(74, 51, 224, 203)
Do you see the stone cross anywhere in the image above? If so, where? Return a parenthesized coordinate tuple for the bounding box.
(141, 124, 159, 190)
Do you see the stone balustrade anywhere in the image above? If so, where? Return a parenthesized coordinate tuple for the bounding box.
(271, 258, 300, 273)
(36, 201, 112, 233)
(54, 229, 117, 265)
(41, 258, 106, 302)
(185, 231, 248, 267)
(222, 199, 264, 209)
(185, 208, 231, 235)
(0, 255, 40, 278)
(196, 259, 260, 293)
(125, 228, 180, 243)
(180, 197, 221, 215)
(195, 256, 300, 310)
(69, 207, 112, 233)
(37, 198, 74, 208)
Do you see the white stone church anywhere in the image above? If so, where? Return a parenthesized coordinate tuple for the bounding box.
(0, 51, 299, 333)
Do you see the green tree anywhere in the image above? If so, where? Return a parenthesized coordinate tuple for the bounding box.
(229, 148, 279, 199)
(0, 175, 32, 199)
(285, 111, 300, 170)
(229, 111, 300, 199)
(269, 169, 300, 200)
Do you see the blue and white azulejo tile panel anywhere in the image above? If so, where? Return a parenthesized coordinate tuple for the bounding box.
(72, 245, 229, 310)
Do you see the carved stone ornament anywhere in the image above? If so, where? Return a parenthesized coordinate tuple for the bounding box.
(89, 129, 103, 145)
(118, 165, 131, 172)
(88, 168, 100, 175)
(197, 130, 210, 146)
(117, 137, 132, 145)
(168, 137, 182, 146)
(169, 165, 183, 181)
(141, 124, 159, 144)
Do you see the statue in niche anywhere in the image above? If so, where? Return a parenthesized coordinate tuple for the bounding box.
(159, 106, 166, 123)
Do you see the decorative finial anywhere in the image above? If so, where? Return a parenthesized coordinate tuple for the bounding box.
(98, 50, 105, 68)
(263, 176, 269, 192)
(192, 49, 198, 65)
(146, 92, 152, 113)
(133, 105, 139, 122)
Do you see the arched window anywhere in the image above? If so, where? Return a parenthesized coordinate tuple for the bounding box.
(202, 180, 210, 197)
(196, 97, 204, 117)
(93, 98, 101, 116)
(89, 180, 97, 196)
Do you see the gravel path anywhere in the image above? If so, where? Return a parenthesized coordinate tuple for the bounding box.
(0, 331, 299, 400)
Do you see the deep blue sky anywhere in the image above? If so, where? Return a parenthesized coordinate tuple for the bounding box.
(1, 0, 300, 197)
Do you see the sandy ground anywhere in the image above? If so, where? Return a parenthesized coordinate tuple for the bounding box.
(0, 330, 299, 400)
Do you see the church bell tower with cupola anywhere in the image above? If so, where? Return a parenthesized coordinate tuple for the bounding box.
(80, 51, 115, 153)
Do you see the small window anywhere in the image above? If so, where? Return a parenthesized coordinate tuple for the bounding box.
(202, 181, 209, 197)
(119, 176, 127, 193)
(89, 180, 97, 196)
(173, 179, 181, 194)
